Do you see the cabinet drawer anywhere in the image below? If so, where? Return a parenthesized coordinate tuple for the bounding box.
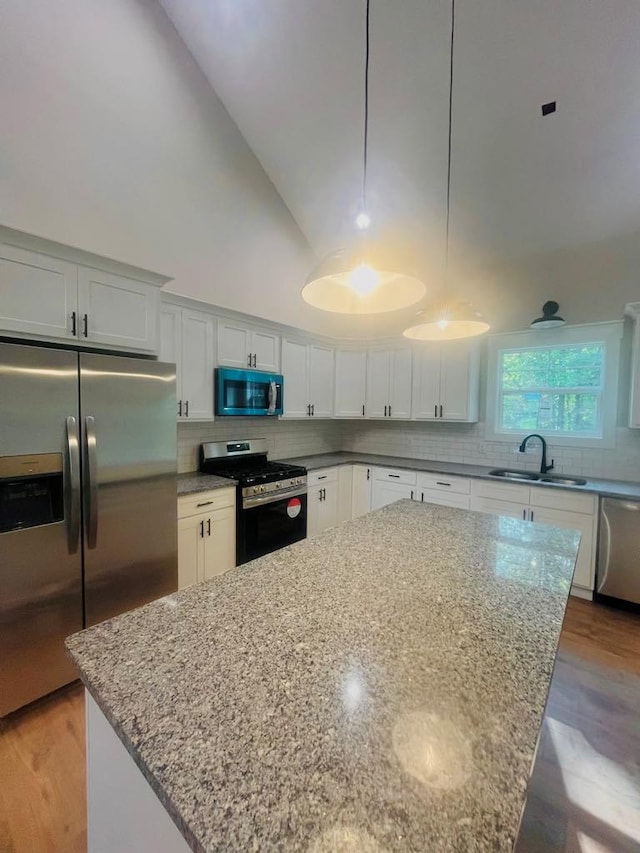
(529, 486, 596, 515)
(470, 480, 530, 504)
(417, 473, 470, 494)
(178, 488, 235, 519)
(421, 489, 471, 510)
(373, 467, 417, 486)
(308, 467, 339, 486)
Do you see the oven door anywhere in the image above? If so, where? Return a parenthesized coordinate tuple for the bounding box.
(238, 490, 307, 564)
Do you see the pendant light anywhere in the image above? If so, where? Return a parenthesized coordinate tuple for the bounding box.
(530, 301, 565, 329)
(403, 0, 489, 342)
(301, 0, 426, 315)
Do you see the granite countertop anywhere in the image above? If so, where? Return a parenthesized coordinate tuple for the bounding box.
(280, 451, 640, 500)
(177, 472, 237, 495)
(67, 501, 579, 852)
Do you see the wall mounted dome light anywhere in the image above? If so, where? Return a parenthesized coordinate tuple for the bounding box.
(402, 0, 489, 342)
(530, 301, 566, 329)
(301, 0, 426, 315)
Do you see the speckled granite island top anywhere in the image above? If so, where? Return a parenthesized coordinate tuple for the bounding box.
(177, 472, 237, 495)
(67, 501, 580, 852)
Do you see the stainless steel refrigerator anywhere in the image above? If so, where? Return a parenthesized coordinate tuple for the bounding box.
(0, 341, 177, 716)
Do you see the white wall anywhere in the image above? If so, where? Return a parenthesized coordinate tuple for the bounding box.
(0, 0, 320, 331)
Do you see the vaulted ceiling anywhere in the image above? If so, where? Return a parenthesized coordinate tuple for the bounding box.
(158, 0, 640, 333)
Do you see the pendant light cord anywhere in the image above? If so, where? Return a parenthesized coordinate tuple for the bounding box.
(362, 0, 370, 214)
(444, 0, 455, 283)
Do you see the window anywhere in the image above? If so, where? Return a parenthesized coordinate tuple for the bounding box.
(498, 342, 604, 436)
(486, 322, 623, 447)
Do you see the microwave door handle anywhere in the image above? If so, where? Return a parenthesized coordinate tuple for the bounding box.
(65, 416, 81, 554)
(83, 416, 99, 549)
(267, 380, 277, 415)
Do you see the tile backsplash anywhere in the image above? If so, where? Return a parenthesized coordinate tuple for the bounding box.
(178, 418, 640, 482)
(177, 418, 345, 473)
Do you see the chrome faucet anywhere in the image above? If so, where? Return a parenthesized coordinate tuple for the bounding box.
(519, 434, 554, 474)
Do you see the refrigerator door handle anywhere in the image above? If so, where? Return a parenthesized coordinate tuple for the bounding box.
(83, 415, 99, 550)
(65, 416, 81, 554)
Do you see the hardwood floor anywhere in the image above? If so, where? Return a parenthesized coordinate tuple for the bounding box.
(1, 598, 639, 852)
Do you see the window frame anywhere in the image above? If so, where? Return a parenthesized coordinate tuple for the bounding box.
(485, 322, 623, 449)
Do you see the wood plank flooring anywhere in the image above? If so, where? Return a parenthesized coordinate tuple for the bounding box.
(1, 598, 639, 852)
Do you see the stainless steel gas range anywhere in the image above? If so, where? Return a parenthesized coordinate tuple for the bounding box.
(199, 440, 307, 565)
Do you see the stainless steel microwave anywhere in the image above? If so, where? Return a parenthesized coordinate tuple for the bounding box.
(214, 368, 283, 416)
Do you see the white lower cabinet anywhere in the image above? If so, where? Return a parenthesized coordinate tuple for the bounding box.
(307, 468, 339, 537)
(351, 465, 372, 518)
(417, 473, 471, 509)
(177, 488, 236, 589)
(371, 467, 417, 509)
(470, 480, 597, 593)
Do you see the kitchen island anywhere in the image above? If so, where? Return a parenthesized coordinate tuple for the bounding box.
(67, 501, 580, 852)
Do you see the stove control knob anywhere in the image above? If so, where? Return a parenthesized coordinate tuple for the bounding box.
(275, 481, 282, 489)
(260, 484, 266, 493)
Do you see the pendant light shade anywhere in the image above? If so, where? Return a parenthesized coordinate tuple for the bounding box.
(530, 301, 565, 329)
(401, 0, 490, 342)
(301, 0, 426, 316)
(302, 248, 426, 315)
(403, 302, 490, 341)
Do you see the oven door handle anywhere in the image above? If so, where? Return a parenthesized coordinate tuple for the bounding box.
(243, 486, 307, 509)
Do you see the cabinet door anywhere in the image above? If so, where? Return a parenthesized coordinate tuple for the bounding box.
(412, 345, 441, 420)
(307, 485, 322, 538)
(371, 481, 414, 510)
(530, 507, 595, 590)
(334, 349, 367, 417)
(251, 328, 280, 372)
(177, 514, 203, 590)
(0, 244, 77, 340)
(366, 349, 391, 418)
(202, 506, 236, 580)
(440, 343, 479, 422)
(217, 321, 251, 368)
(159, 305, 183, 418)
(352, 465, 372, 518)
(77, 268, 158, 352)
(337, 466, 354, 524)
(470, 496, 529, 520)
(389, 347, 413, 419)
(281, 339, 309, 418)
(317, 481, 339, 533)
(181, 310, 215, 421)
(308, 345, 334, 418)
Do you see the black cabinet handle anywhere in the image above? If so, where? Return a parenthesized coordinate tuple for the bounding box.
(197, 500, 214, 507)
(318, 475, 327, 480)
(253, 354, 257, 367)
(366, 469, 370, 480)
(207, 518, 211, 536)
(185, 400, 189, 417)
(440, 404, 443, 418)
(411, 490, 414, 500)
(389, 474, 400, 479)
(434, 404, 438, 417)
(384, 405, 387, 416)
(389, 404, 392, 417)
(71, 311, 77, 336)
(178, 400, 182, 417)
(312, 403, 315, 416)
(247, 353, 252, 366)
(362, 404, 365, 416)
(82, 313, 88, 337)
(436, 481, 451, 487)
(421, 492, 424, 502)
(307, 404, 311, 416)
(200, 520, 204, 538)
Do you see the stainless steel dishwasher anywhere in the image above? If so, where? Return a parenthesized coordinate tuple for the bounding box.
(595, 497, 640, 606)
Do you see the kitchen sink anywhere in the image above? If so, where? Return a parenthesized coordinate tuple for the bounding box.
(540, 475, 587, 486)
(488, 469, 540, 481)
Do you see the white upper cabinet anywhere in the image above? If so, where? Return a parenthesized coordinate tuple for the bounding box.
(334, 349, 367, 418)
(0, 244, 161, 353)
(626, 304, 640, 428)
(412, 342, 480, 422)
(160, 304, 214, 421)
(281, 338, 334, 418)
(366, 346, 413, 419)
(77, 268, 158, 352)
(0, 245, 77, 340)
(217, 320, 279, 372)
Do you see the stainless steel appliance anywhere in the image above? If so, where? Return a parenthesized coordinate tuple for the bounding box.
(199, 440, 306, 564)
(214, 368, 283, 416)
(0, 342, 177, 716)
(595, 497, 640, 607)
